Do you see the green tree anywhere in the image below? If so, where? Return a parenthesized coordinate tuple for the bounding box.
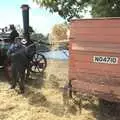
(33, 0, 90, 21)
(31, 33, 50, 44)
(33, 0, 120, 20)
(91, 0, 120, 17)
(31, 33, 50, 52)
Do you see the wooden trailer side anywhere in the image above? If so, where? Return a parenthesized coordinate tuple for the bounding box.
(69, 18, 120, 102)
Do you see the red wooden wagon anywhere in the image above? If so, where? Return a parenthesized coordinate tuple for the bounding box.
(69, 18, 120, 113)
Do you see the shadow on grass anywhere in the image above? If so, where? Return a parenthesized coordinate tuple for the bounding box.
(91, 99, 120, 120)
(25, 72, 45, 89)
(22, 87, 65, 117)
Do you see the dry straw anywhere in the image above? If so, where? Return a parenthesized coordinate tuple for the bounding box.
(49, 23, 70, 50)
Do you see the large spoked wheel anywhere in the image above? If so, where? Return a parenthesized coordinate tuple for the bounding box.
(30, 53, 47, 73)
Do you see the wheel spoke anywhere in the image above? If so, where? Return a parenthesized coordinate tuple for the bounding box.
(37, 66, 41, 72)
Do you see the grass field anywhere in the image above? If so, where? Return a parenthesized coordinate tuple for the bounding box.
(0, 60, 119, 120)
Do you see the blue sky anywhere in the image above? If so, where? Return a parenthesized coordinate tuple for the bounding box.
(0, 0, 91, 35)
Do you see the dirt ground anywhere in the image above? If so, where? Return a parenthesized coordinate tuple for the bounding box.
(0, 60, 119, 120)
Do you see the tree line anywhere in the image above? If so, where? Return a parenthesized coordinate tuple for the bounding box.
(33, 0, 120, 21)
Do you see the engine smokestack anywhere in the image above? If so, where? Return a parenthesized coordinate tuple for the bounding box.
(21, 4, 30, 40)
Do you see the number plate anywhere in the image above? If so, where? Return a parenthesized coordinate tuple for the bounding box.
(93, 56, 118, 64)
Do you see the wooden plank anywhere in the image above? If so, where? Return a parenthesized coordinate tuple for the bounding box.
(71, 27, 120, 36)
(71, 80, 120, 102)
(69, 62, 120, 73)
(69, 72, 120, 87)
(51, 39, 69, 44)
(70, 19, 120, 28)
(70, 53, 120, 63)
(70, 35, 120, 43)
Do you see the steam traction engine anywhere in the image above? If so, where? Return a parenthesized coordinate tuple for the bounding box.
(0, 4, 47, 80)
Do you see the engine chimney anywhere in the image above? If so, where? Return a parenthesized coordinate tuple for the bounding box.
(21, 4, 30, 40)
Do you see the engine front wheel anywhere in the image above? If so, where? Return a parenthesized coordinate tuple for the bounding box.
(4, 58, 12, 82)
